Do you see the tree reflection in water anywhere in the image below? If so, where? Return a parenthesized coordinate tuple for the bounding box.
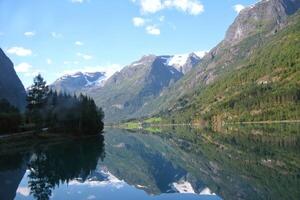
(27, 135, 105, 200)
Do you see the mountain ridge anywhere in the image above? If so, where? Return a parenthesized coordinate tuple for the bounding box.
(50, 71, 106, 94)
(51, 53, 202, 122)
(0, 48, 26, 110)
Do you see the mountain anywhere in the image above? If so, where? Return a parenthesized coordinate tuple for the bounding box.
(50, 72, 106, 94)
(0, 48, 26, 110)
(169, 10, 300, 124)
(132, 0, 300, 122)
(52, 0, 300, 123)
(88, 53, 201, 122)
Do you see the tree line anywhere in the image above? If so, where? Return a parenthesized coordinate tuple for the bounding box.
(0, 74, 104, 135)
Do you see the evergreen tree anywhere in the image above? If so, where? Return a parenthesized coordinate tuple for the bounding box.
(0, 99, 22, 134)
(26, 74, 49, 130)
(27, 74, 49, 110)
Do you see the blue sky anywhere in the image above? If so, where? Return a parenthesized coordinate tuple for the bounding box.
(0, 0, 257, 87)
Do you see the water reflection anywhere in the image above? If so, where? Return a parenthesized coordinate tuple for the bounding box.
(0, 135, 105, 200)
(0, 124, 299, 200)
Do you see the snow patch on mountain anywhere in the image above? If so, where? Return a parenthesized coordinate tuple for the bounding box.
(168, 54, 190, 69)
(172, 180, 216, 196)
(172, 180, 195, 193)
(58, 72, 106, 87)
(199, 187, 216, 195)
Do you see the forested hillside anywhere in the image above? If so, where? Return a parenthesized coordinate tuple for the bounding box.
(164, 11, 300, 124)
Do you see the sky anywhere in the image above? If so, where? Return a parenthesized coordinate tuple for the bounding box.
(0, 0, 258, 87)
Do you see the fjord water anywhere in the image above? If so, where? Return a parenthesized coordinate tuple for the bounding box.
(0, 125, 299, 200)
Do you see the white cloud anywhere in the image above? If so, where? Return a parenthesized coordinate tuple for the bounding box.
(233, 4, 245, 13)
(165, 0, 204, 15)
(46, 58, 52, 65)
(15, 62, 42, 78)
(133, 17, 145, 27)
(7, 47, 32, 56)
(51, 32, 63, 38)
(15, 62, 32, 73)
(140, 0, 163, 13)
(146, 25, 160, 35)
(24, 31, 36, 37)
(132, 0, 204, 15)
(75, 41, 84, 46)
(77, 53, 93, 60)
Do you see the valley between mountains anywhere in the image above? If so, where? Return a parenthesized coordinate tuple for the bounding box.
(1, 0, 300, 126)
(51, 0, 300, 125)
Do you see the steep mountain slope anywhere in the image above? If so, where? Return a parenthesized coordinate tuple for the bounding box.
(0, 48, 26, 110)
(167, 11, 300, 124)
(88, 54, 201, 122)
(135, 0, 300, 120)
(50, 72, 106, 94)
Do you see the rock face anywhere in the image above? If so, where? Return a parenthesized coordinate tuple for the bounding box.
(0, 48, 26, 110)
(224, 0, 300, 45)
(89, 54, 188, 122)
(50, 72, 106, 94)
(202, 0, 300, 83)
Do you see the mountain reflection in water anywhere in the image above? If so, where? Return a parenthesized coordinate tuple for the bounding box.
(0, 124, 299, 200)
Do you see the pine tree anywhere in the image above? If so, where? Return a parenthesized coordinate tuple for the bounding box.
(27, 74, 49, 110)
(26, 74, 49, 130)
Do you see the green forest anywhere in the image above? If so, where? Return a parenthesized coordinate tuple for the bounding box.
(0, 74, 104, 135)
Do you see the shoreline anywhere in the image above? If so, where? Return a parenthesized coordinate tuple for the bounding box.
(227, 120, 300, 125)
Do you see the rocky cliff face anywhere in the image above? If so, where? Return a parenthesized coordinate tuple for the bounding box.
(0, 48, 26, 110)
(202, 0, 300, 84)
(224, 0, 300, 45)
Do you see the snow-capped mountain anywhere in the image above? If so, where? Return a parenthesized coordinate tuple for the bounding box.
(127, 52, 203, 75)
(50, 51, 203, 122)
(88, 52, 203, 122)
(50, 71, 106, 94)
(167, 52, 204, 74)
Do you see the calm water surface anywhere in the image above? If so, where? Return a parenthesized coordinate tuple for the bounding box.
(0, 124, 299, 200)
